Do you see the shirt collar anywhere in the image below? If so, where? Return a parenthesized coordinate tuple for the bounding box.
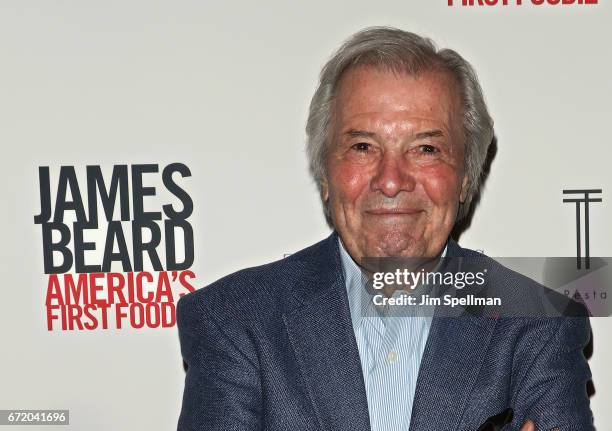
(338, 236, 448, 330)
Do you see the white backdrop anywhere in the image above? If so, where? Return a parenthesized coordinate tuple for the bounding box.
(1, 1, 610, 429)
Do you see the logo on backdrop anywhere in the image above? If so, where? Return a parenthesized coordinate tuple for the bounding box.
(34, 163, 196, 331)
(447, 0, 597, 6)
(563, 189, 602, 269)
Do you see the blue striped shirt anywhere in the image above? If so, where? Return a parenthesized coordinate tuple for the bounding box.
(339, 238, 446, 431)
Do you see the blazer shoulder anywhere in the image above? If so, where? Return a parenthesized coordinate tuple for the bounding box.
(177, 234, 335, 321)
(453, 242, 589, 318)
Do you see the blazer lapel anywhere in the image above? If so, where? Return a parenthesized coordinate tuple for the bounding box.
(283, 233, 371, 431)
(409, 241, 498, 431)
(408, 314, 497, 430)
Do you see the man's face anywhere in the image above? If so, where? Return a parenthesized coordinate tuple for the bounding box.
(322, 66, 469, 260)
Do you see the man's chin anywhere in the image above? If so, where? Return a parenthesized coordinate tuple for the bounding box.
(365, 231, 423, 258)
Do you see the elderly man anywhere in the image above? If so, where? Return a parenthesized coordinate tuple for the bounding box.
(177, 27, 593, 430)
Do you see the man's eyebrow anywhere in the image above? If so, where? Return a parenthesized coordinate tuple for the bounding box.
(344, 129, 377, 139)
(415, 130, 445, 139)
(343, 129, 446, 141)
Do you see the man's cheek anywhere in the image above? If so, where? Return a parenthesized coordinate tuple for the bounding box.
(332, 165, 371, 200)
(419, 169, 462, 205)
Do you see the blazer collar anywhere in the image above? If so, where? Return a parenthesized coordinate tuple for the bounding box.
(286, 231, 345, 309)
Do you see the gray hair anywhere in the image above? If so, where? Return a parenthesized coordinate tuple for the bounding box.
(305, 26, 494, 225)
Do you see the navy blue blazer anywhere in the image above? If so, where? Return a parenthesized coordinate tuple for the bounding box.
(177, 232, 594, 430)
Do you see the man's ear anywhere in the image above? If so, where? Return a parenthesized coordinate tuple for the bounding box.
(320, 177, 329, 201)
(459, 175, 469, 203)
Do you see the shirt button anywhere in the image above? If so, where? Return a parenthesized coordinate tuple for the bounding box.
(387, 351, 398, 363)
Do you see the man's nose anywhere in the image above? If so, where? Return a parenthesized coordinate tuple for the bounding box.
(370, 153, 416, 197)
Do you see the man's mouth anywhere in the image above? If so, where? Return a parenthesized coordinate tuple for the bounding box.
(364, 208, 423, 215)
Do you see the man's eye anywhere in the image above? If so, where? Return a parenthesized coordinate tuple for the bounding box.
(351, 142, 372, 152)
(419, 144, 438, 154)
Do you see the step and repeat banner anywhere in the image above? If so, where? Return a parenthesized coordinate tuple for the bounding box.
(1, 1, 610, 430)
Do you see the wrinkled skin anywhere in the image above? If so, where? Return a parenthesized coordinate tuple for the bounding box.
(322, 66, 469, 261)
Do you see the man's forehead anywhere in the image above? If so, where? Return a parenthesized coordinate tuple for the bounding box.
(335, 65, 461, 110)
(332, 66, 464, 137)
